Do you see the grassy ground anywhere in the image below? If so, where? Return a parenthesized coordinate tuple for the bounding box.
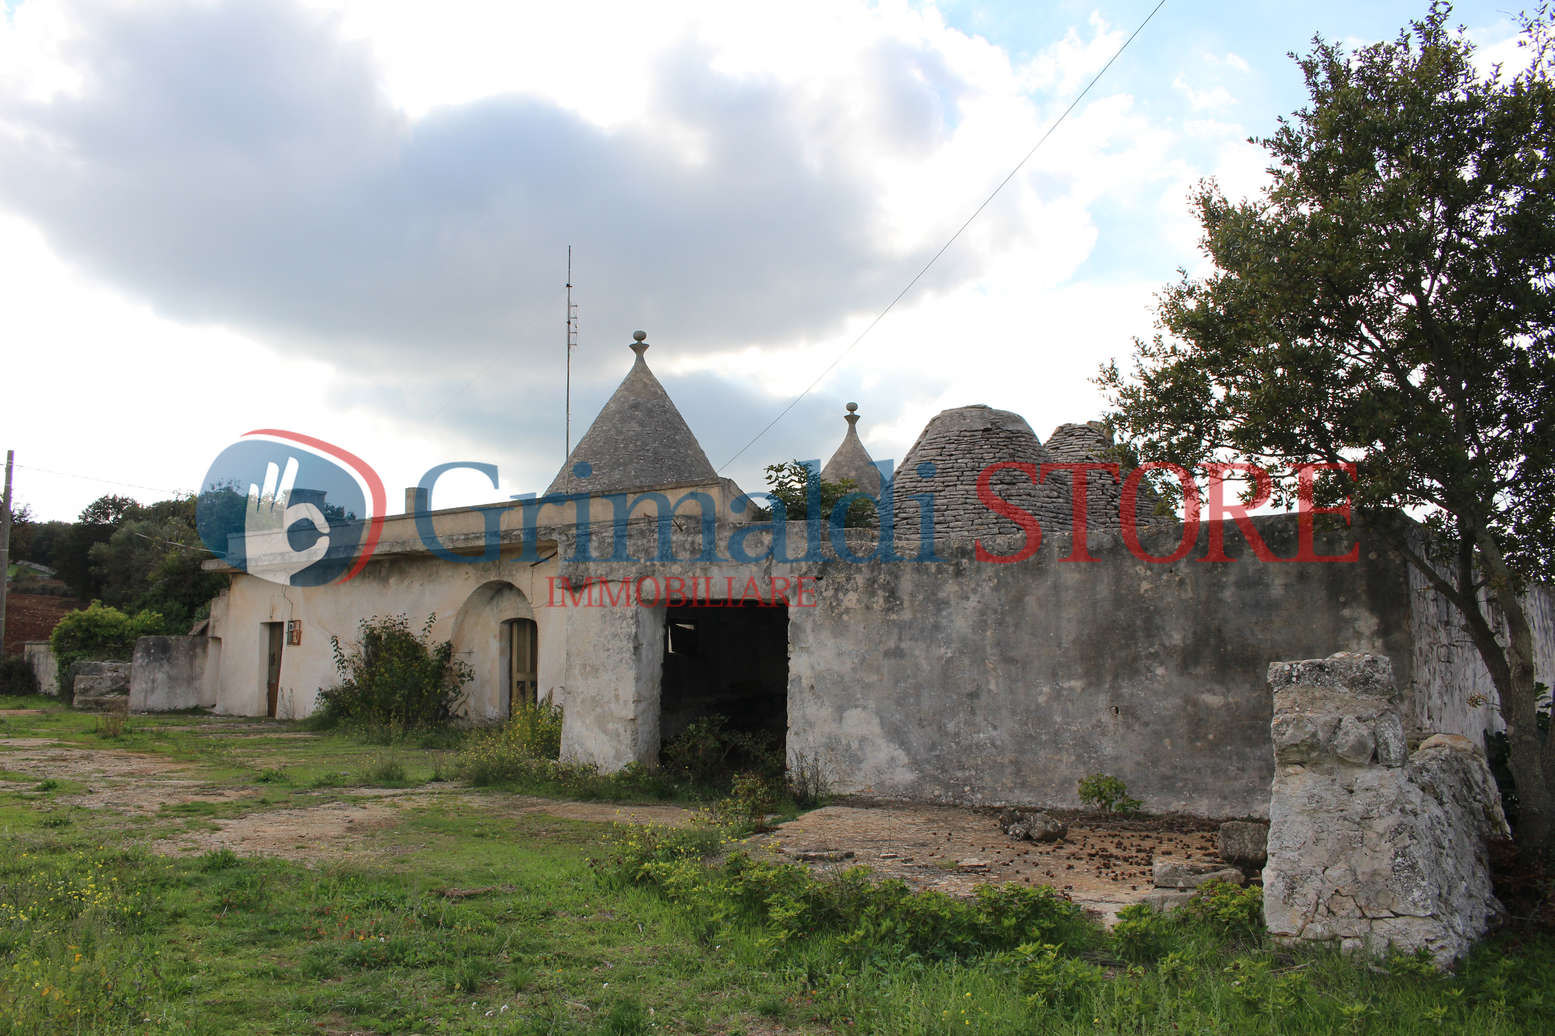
(0, 694, 1550, 1035)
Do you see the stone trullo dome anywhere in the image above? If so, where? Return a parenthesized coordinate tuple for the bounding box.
(890, 407, 1167, 548)
(546, 332, 718, 496)
(819, 403, 883, 496)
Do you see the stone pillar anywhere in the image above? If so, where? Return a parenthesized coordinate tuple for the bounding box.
(1264, 651, 1509, 964)
(23, 641, 57, 696)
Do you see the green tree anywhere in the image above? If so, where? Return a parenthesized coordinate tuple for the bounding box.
(49, 600, 169, 673)
(762, 460, 876, 528)
(1099, 5, 1555, 846)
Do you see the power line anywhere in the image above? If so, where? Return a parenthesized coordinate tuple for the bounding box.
(717, 0, 1170, 472)
(413, 285, 568, 438)
(12, 463, 184, 496)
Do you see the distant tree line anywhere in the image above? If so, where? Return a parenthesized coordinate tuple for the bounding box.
(14, 492, 228, 632)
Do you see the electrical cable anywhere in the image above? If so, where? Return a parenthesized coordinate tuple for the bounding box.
(717, 0, 1169, 472)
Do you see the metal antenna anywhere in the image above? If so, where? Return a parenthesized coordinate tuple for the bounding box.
(564, 247, 577, 494)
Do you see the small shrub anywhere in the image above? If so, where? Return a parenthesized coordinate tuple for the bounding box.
(365, 754, 408, 785)
(786, 750, 832, 809)
(1179, 880, 1264, 938)
(1111, 901, 1174, 962)
(199, 847, 240, 872)
(710, 772, 782, 832)
(39, 813, 73, 828)
(316, 614, 473, 727)
(1003, 941, 1107, 1007)
(254, 767, 290, 784)
(458, 702, 565, 785)
(34, 778, 59, 792)
(662, 715, 782, 784)
(0, 655, 39, 696)
(1077, 772, 1142, 815)
(94, 708, 130, 739)
(441, 956, 491, 994)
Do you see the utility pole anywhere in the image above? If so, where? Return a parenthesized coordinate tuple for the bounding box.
(0, 451, 12, 659)
(564, 247, 577, 493)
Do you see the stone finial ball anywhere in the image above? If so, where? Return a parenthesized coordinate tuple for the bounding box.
(633, 330, 647, 342)
(846, 402, 858, 413)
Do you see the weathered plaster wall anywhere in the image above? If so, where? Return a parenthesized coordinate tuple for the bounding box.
(129, 636, 211, 712)
(208, 548, 563, 719)
(782, 516, 1414, 818)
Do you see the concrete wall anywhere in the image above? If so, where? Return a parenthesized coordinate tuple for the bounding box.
(129, 636, 212, 712)
(23, 641, 57, 696)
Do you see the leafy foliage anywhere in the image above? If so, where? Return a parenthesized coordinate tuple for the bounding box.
(316, 614, 473, 727)
(458, 700, 566, 785)
(48, 600, 170, 676)
(0, 656, 39, 697)
(1098, 4, 1555, 847)
(761, 460, 876, 528)
(1077, 772, 1142, 815)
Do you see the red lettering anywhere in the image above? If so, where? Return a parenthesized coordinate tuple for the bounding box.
(1198, 463, 1284, 562)
(974, 462, 1042, 563)
(739, 576, 765, 606)
(664, 575, 686, 606)
(1121, 463, 1201, 563)
(599, 577, 632, 607)
(795, 575, 818, 607)
(1041, 462, 1120, 562)
(768, 576, 792, 605)
(1294, 463, 1361, 562)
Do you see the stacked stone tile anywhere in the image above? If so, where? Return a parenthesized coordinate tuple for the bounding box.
(546, 333, 719, 496)
(890, 407, 1167, 549)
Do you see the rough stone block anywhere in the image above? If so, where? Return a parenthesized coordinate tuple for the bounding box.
(1264, 653, 1510, 965)
(1152, 860, 1245, 889)
(1000, 810, 1066, 842)
(130, 636, 211, 712)
(1218, 822, 1269, 868)
(1142, 889, 1197, 913)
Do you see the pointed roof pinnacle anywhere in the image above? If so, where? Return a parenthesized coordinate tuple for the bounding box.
(820, 401, 882, 496)
(545, 330, 718, 496)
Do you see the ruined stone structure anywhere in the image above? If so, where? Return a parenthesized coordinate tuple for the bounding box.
(1263, 652, 1509, 963)
(192, 333, 1554, 825)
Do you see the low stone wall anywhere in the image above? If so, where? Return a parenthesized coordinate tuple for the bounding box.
(23, 642, 58, 697)
(130, 636, 213, 712)
(71, 661, 132, 712)
(1263, 652, 1509, 964)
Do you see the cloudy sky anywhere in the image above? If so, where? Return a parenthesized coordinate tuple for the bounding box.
(0, 0, 1529, 520)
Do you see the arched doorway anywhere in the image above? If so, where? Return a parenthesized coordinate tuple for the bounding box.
(451, 581, 536, 720)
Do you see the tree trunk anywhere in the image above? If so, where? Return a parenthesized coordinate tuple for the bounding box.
(1475, 531, 1554, 852)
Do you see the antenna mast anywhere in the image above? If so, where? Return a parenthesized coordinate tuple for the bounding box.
(564, 247, 577, 491)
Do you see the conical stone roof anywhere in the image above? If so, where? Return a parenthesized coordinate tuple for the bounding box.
(819, 403, 882, 496)
(545, 333, 717, 495)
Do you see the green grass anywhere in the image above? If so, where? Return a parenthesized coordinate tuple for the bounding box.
(0, 697, 1547, 1034)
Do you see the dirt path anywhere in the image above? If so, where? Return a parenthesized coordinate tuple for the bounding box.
(759, 803, 1222, 923)
(2, 740, 1231, 921)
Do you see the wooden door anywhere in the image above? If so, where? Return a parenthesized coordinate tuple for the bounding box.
(265, 622, 284, 718)
(508, 619, 538, 714)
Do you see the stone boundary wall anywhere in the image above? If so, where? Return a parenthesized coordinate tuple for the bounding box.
(1263, 652, 1509, 964)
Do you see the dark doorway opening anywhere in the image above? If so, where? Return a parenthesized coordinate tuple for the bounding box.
(659, 602, 788, 757)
